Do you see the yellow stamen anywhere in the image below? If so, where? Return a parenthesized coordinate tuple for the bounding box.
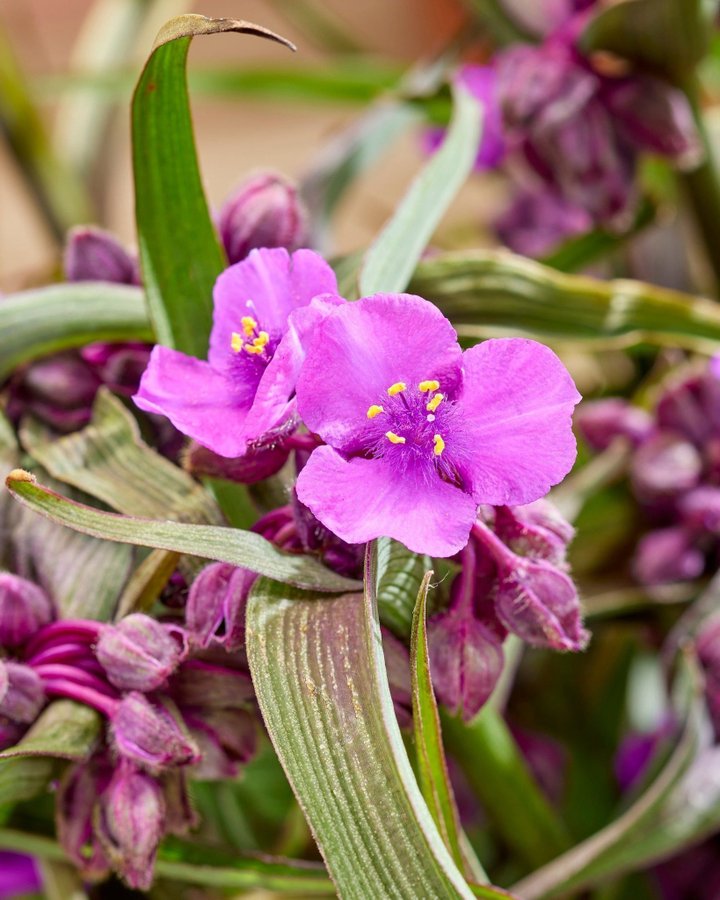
(241, 316, 258, 336)
(367, 405, 384, 419)
(433, 434, 445, 456)
(387, 382, 406, 396)
(252, 331, 270, 348)
(231, 332, 244, 353)
(418, 380, 440, 393)
(427, 393, 444, 412)
(244, 343, 264, 355)
(386, 431, 406, 445)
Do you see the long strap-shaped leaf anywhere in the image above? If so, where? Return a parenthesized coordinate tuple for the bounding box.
(132, 15, 294, 357)
(4, 471, 358, 593)
(245, 549, 475, 899)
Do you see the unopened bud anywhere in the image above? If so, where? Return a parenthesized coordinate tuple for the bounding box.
(185, 563, 253, 652)
(64, 226, 140, 285)
(95, 614, 187, 692)
(111, 693, 199, 774)
(218, 171, 309, 265)
(631, 432, 702, 503)
(576, 399, 653, 452)
(494, 502, 573, 566)
(184, 439, 291, 484)
(633, 526, 704, 586)
(0, 573, 53, 648)
(186, 708, 258, 780)
(0, 662, 45, 723)
(55, 756, 112, 880)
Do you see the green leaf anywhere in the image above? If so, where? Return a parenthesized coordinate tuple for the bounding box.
(4, 470, 359, 593)
(511, 651, 706, 899)
(441, 706, 572, 870)
(245, 548, 476, 899)
(409, 250, 720, 351)
(0, 283, 151, 383)
(132, 14, 294, 357)
(358, 81, 482, 296)
(0, 701, 100, 761)
(411, 571, 486, 883)
(580, 0, 718, 80)
(21, 390, 222, 525)
(0, 758, 56, 807)
(375, 537, 432, 639)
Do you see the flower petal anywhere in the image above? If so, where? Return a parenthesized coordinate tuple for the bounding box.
(297, 293, 463, 454)
(296, 446, 477, 557)
(208, 248, 338, 371)
(134, 346, 254, 458)
(455, 339, 580, 505)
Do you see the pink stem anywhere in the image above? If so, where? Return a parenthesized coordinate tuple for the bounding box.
(35, 664, 118, 698)
(42, 678, 118, 718)
(285, 432, 322, 451)
(27, 643, 96, 668)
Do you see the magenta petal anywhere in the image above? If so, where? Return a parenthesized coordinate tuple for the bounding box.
(133, 346, 254, 458)
(297, 293, 463, 454)
(296, 446, 477, 557)
(456, 339, 580, 505)
(208, 248, 338, 371)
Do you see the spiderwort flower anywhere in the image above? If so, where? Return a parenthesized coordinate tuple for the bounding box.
(296, 294, 580, 557)
(134, 248, 340, 457)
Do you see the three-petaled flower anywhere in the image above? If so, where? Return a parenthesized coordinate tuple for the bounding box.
(295, 293, 580, 556)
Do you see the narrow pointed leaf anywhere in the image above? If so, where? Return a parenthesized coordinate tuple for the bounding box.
(411, 570, 486, 883)
(4, 471, 359, 593)
(245, 550, 476, 899)
(0, 283, 151, 382)
(375, 537, 431, 639)
(359, 82, 482, 296)
(132, 14, 294, 357)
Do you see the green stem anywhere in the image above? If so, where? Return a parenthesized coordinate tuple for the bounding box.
(0, 828, 334, 894)
(679, 78, 720, 295)
(441, 706, 572, 871)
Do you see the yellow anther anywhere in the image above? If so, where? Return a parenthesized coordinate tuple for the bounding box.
(433, 434, 445, 456)
(367, 405, 384, 419)
(385, 431, 406, 445)
(231, 332, 244, 353)
(426, 393, 444, 412)
(244, 343, 264, 355)
(418, 380, 440, 393)
(387, 382, 407, 396)
(252, 331, 270, 348)
(241, 316, 258, 336)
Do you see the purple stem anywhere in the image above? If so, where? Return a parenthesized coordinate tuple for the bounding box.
(451, 539, 477, 615)
(24, 620, 101, 656)
(27, 643, 95, 668)
(273, 521, 299, 548)
(42, 678, 118, 718)
(34, 664, 119, 698)
(252, 505, 293, 537)
(285, 432, 322, 451)
(472, 520, 518, 572)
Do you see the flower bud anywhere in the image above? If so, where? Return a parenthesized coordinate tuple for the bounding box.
(160, 769, 198, 836)
(82, 343, 152, 397)
(632, 527, 704, 586)
(494, 558, 589, 652)
(169, 659, 254, 709)
(428, 609, 505, 722)
(186, 708, 258, 780)
(630, 432, 702, 504)
(183, 439, 291, 484)
(493, 503, 572, 566)
(111, 693, 199, 774)
(576, 399, 653, 452)
(96, 762, 165, 890)
(0, 574, 53, 648)
(64, 226, 140, 285)
(185, 563, 253, 652)
(0, 662, 45, 723)
(95, 614, 187, 692)
(218, 171, 309, 265)
(56, 756, 112, 880)
(495, 187, 592, 257)
(8, 353, 100, 432)
(679, 486, 720, 533)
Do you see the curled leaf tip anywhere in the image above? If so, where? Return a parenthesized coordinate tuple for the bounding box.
(6, 469, 36, 486)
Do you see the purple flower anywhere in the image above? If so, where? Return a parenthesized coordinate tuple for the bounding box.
(295, 294, 580, 556)
(0, 662, 45, 723)
(134, 248, 339, 458)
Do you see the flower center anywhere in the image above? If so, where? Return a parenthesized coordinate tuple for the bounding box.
(227, 305, 281, 384)
(365, 379, 452, 469)
(231, 315, 271, 357)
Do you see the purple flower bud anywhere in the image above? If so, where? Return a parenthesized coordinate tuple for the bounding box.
(64, 226, 140, 285)
(381, 628, 412, 728)
(218, 171, 309, 265)
(169, 659, 255, 708)
(576, 398, 654, 451)
(633, 526, 704, 586)
(96, 762, 165, 890)
(82, 343, 152, 397)
(0, 573, 53, 648)
(494, 558, 589, 651)
(185, 563, 253, 652)
(95, 614, 187, 692)
(630, 433, 702, 503)
(495, 187, 592, 257)
(656, 370, 720, 446)
(428, 609, 505, 722)
(7, 353, 100, 433)
(56, 756, 112, 879)
(160, 769, 198, 836)
(183, 439, 291, 484)
(679, 487, 720, 533)
(186, 708, 257, 779)
(493, 503, 572, 565)
(0, 662, 45, 723)
(697, 615, 720, 736)
(111, 692, 199, 774)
